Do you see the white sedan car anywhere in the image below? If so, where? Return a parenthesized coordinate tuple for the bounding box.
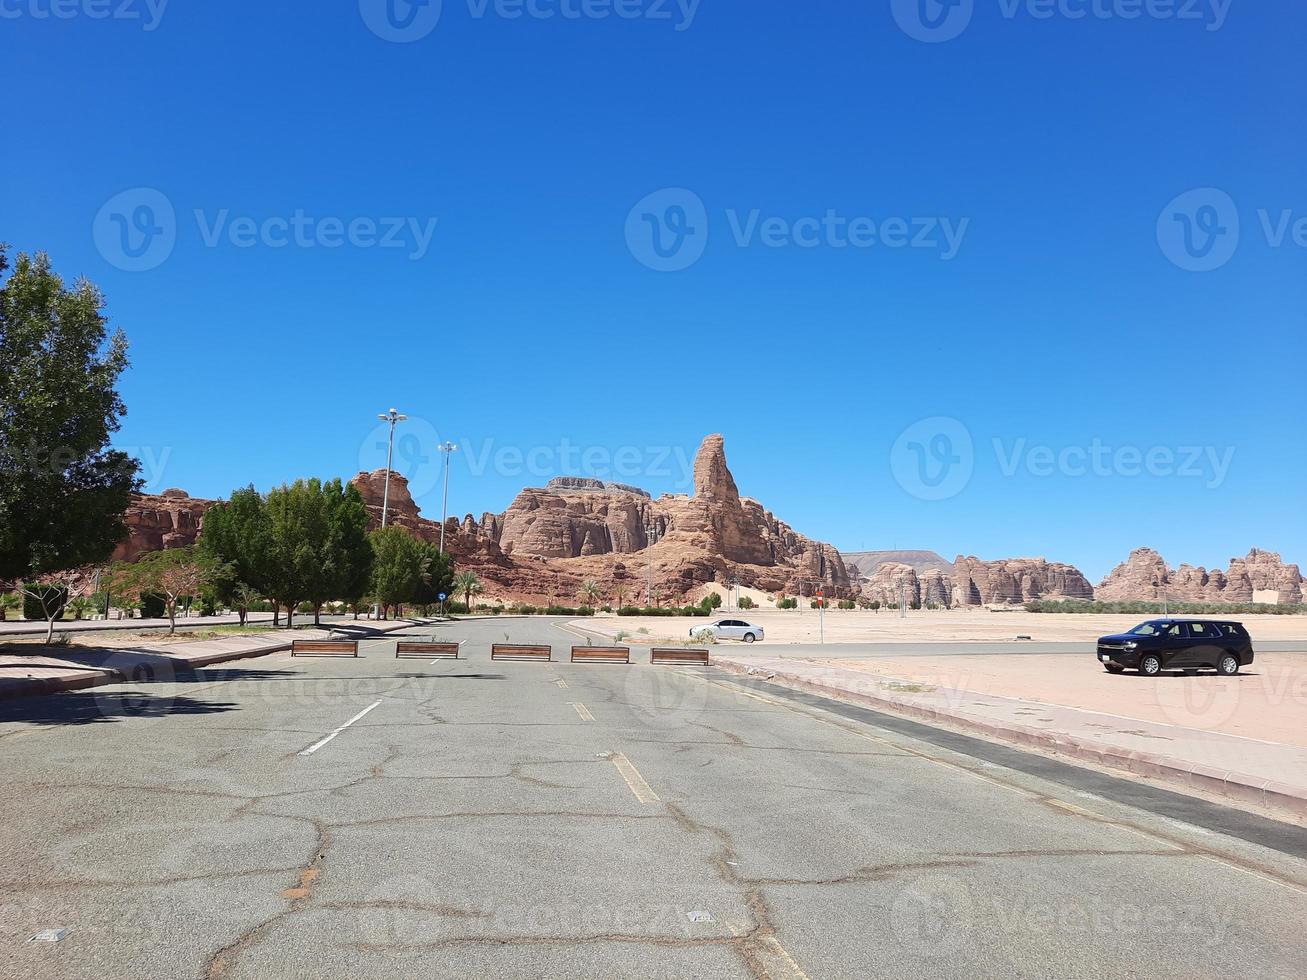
(690, 619, 765, 643)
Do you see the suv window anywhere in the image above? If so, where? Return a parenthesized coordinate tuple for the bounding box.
(1188, 622, 1212, 637)
(1218, 623, 1246, 637)
(1163, 623, 1184, 637)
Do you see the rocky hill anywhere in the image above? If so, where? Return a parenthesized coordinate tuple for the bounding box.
(845, 550, 954, 578)
(860, 556, 1093, 607)
(111, 489, 215, 563)
(352, 434, 854, 604)
(1097, 547, 1304, 605)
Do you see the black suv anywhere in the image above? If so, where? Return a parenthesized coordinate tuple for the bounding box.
(1096, 619, 1253, 676)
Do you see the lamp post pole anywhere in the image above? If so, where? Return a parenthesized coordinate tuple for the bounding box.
(374, 408, 408, 618)
(438, 441, 458, 555)
(377, 408, 408, 530)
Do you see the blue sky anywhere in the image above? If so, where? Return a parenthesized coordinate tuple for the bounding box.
(3, 1, 1303, 580)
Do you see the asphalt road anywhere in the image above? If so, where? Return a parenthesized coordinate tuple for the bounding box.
(2, 618, 1305, 979)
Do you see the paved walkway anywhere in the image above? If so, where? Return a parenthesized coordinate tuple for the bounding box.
(0, 620, 430, 698)
(712, 654, 1307, 821)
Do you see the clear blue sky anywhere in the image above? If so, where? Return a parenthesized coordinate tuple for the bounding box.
(3, 2, 1303, 581)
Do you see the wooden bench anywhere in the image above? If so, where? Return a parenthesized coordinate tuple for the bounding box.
(570, 645, 630, 664)
(650, 648, 710, 666)
(291, 639, 359, 658)
(491, 643, 552, 662)
(396, 641, 460, 660)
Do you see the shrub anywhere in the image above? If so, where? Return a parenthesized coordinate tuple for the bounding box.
(837, 599, 856, 610)
(701, 592, 723, 611)
(446, 601, 470, 614)
(138, 592, 166, 619)
(776, 597, 798, 610)
(737, 595, 755, 610)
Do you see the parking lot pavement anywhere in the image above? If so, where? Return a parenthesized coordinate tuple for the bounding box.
(3, 618, 1306, 978)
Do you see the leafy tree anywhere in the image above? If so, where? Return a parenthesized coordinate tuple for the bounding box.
(199, 485, 272, 620)
(304, 479, 373, 625)
(411, 545, 454, 609)
(452, 569, 483, 612)
(701, 591, 723, 611)
(737, 595, 755, 610)
(0, 248, 141, 586)
(110, 548, 216, 634)
(369, 526, 424, 618)
(22, 576, 81, 642)
(0, 591, 20, 621)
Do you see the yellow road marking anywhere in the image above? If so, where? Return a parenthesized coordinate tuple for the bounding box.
(609, 751, 660, 803)
(570, 702, 594, 722)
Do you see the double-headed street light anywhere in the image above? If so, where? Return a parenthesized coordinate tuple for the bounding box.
(377, 408, 408, 529)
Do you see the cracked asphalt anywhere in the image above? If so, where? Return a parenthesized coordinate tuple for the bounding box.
(2, 617, 1306, 979)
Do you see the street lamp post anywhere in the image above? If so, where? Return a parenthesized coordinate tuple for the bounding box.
(438, 441, 458, 555)
(376, 408, 408, 530)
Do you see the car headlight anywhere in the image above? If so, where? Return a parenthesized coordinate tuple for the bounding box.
(1124, 641, 1137, 650)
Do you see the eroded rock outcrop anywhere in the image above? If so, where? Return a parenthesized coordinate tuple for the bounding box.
(952, 556, 1094, 606)
(1098, 547, 1303, 604)
(110, 489, 215, 563)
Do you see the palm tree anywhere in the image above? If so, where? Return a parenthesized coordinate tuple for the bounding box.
(578, 579, 603, 607)
(453, 570, 483, 611)
(614, 583, 627, 608)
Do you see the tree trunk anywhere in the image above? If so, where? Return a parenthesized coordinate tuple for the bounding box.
(167, 603, 177, 635)
(273, 602, 280, 627)
(239, 607, 247, 626)
(45, 617, 55, 645)
(286, 604, 294, 629)
(314, 604, 321, 627)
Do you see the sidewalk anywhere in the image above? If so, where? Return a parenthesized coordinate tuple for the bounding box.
(0, 619, 431, 699)
(711, 654, 1307, 821)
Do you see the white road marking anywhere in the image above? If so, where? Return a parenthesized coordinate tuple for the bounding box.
(298, 701, 383, 756)
(571, 702, 595, 722)
(609, 751, 659, 803)
(557, 678, 569, 689)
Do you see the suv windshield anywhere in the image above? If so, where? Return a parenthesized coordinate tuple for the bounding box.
(1128, 622, 1167, 635)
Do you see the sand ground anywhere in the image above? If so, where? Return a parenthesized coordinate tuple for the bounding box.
(587, 607, 1307, 646)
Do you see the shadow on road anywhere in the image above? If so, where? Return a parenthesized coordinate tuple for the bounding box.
(0, 690, 239, 726)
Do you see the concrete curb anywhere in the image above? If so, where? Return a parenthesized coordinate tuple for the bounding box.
(710, 657, 1307, 821)
(0, 620, 424, 701)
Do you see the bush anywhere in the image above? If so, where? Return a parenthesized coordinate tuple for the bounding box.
(138, 592, 166, 619)
(701, 592, 723, 611)
(446, 601, 470, 614)
(776, 597, 798, 610)
(837, 599, 856, 610)
(737, 595, 755, 610)
(22, 585, 69, 622)
(1024, 598, 1307, 616)
(616, 605, 705, 617)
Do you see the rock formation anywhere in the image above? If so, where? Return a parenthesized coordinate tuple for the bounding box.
(110, 489, 215, 563)
(952, 556, 1094, 606)
(1097, 547, 1304, 605)
(351, 434, 854, 604)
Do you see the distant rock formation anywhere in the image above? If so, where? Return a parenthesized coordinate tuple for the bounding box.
(952, 556, 1094, 606)
(845, 550, 955, 578)
(1097, 547, 1304, 605)
(111, 489, 215, 563)
(351, 433, 854, 604)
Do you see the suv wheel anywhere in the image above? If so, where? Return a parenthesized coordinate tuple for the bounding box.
(1139, 654, 1162, 676)
(1217, 653, 1240, 676)
(743, 633, 756, 644)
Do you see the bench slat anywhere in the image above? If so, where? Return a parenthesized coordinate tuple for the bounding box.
(570, 646, 630, 664)
(491, 644, 552, 662)
(396, 641, 460, 659)
(292, 639, 359, 657)
(650, 648, 710, 666)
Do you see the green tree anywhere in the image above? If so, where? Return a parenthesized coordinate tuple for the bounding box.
(412, 545, 455, 611)
(453, 570, 483, 612)
(110, 548, 216, 635)
(0, 592, 20, 621)
(701, 591, 723, 611)
(298, 478, 373, 625)
(0, 248, 141, 586)
(199, 485, 272, 621)
(369, 526, 424, 618)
